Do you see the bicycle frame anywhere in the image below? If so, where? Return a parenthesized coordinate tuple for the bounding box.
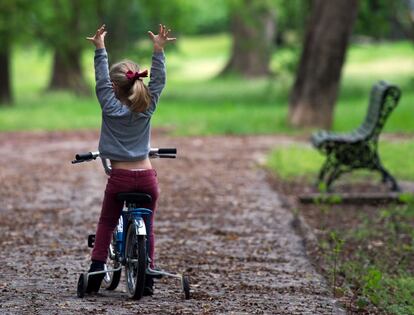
(115, 206, 153, 264)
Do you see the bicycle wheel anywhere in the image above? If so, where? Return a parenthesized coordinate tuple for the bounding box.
(125, 221, 147, 299)
(77, 273, 88, 298)
(102, 234, 121, 290)
(182, 275, 191, 300)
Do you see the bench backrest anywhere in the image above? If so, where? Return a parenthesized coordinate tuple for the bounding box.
(357, 81, 401, 140)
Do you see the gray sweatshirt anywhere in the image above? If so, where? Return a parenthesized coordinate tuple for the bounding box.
(94, 48, 166, 161)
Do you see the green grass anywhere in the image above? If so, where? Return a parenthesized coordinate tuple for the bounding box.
(335, 203, 414, 314)
(0, 35, 413, 135)
(376, 276, 414, 314)
(266, 140, 414, 181)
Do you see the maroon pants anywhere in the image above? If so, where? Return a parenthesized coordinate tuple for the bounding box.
(91, 168, 159, 268)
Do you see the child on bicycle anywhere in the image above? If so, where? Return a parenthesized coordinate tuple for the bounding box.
(85, 24, 176, 295)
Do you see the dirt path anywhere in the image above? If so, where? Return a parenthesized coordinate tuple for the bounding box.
(0, 131, 344, 315)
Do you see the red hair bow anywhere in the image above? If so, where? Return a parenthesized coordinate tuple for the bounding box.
(125, 69, 148, 81)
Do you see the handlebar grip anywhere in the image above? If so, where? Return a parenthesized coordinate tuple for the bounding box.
(158, 154, 176, 159)
(157, 148, 177, 154)
(75, 152, 94, 161)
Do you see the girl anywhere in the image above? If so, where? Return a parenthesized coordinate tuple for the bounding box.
(85, 24, 176, 295)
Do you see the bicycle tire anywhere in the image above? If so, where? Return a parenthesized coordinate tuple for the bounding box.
(125, 221, 146, 299)
(102, 233, 121, 290)
(77, 273, 88, 298)
(182, 275, 191, 300)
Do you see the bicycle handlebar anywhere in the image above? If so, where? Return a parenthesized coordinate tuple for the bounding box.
(156, 148, 177, 155)
(71, 148, 177, 164)
(73, 151, 100, 163)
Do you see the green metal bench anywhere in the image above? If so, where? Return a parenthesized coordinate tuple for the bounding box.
(311, 81, 402, 192)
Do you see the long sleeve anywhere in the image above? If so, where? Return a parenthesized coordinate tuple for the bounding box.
(146, 51, 166, 115)
(94, 48, 121, 115)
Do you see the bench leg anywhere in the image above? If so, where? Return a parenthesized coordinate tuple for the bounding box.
(316, 156, 346, 192)
(317, 160, 330, 182)
(316, 158, 335, 191)
(377, 166, 400, 192)
(373, 157, 400, 192)
(373, 153, 401, 191)
(326, 166, 344, 192)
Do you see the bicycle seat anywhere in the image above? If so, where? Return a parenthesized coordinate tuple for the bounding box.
(117, 193, 152, 205)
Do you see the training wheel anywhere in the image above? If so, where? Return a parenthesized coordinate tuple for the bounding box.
(181, 275, 190, 300)
(77, 273, 88, 298)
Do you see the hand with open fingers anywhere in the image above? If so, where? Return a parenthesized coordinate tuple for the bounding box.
(148, 24, 176, 52)
(86, 25, 107, 49)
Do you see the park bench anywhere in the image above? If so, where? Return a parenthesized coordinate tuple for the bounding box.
(311, 81, 402, 192)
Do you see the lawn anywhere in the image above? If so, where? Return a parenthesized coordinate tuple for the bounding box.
(1, 35, 413, 135)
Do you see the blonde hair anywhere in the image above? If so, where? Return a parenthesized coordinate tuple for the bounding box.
(109, 60, 151, 113)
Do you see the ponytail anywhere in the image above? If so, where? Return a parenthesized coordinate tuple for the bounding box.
(128, 80, 151, 113)
(109, 60, 151, 113)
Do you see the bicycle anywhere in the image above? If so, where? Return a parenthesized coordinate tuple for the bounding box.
(72, 148, 190, 300)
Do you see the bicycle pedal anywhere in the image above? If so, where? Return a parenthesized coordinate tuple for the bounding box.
(87, 234, 96, 248)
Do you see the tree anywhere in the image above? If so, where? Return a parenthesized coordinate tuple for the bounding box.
(32, 0, 101, 95)
(45, 0, 95, 94)
(0, 0, 30, 105)
(0, 24, 12, 105)
(288, 0, 359, 129)
(221, 0, 276, 77)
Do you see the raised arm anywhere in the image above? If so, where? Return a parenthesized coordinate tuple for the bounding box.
(146, 25, 176, 114)
(147, 51, 166, 114)
(86, 25, 120, 115)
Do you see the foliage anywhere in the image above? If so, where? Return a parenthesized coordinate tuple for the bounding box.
(185, 0, 228, 34)
(354, 0, 395, 39)
(362, 267, 383, 305)
(355, 0, 414, 40)
(139, 0, 228, 35)
(273, 0, 310, 45)
(272, 0, 414, 46)
(0, 0, 33, 48)
(31, 0, 99, 52)
(1, 0, 413, 53)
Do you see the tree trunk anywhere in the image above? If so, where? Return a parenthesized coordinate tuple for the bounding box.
(288, 0, 359, 129)
(0, 44, 12, 105)
(221, 0, 276, 77)
(0, 47, 12, 105)
(47, 0, 89, 95)
(48, 49, 89, 95)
